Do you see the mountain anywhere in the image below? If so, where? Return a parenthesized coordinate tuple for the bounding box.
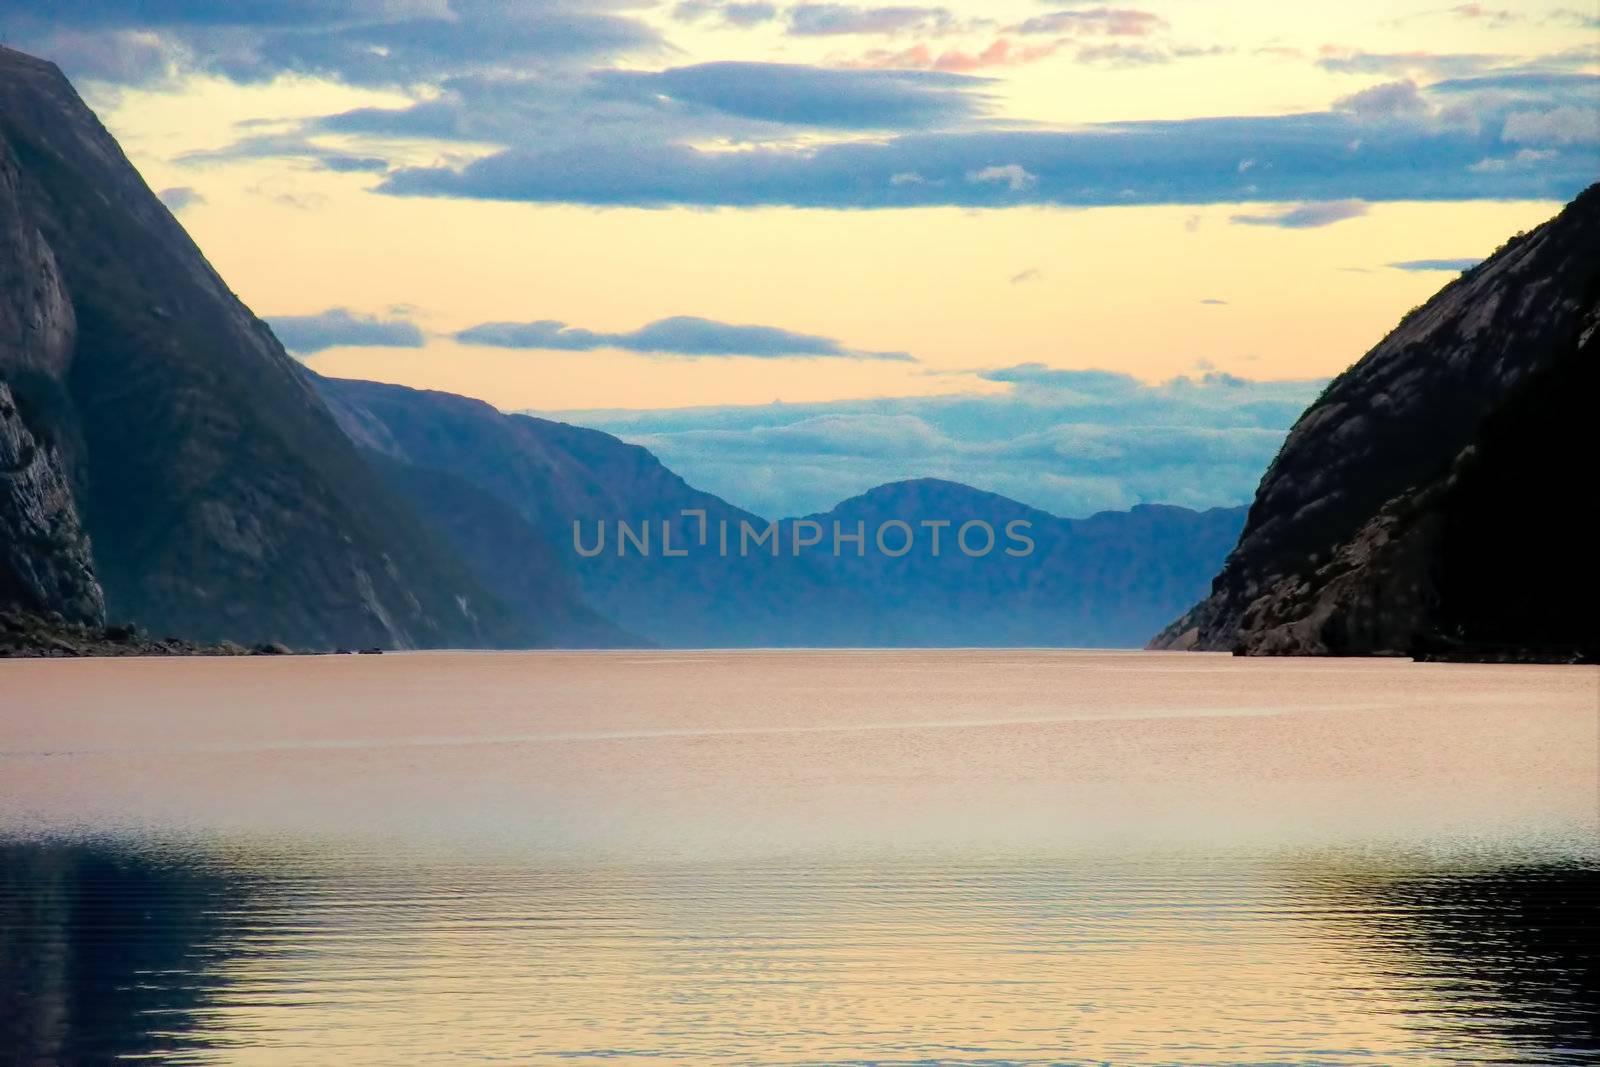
(1152, 184, 1599, 661)
(316, 374, 850, 646)
(1, 129, 100, 625)
(317, 376, 1245, 648)
(802, 480, 1247, 647)
(0, 45, 533, 649)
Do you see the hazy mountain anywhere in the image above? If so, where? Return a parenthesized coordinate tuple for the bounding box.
(0, 45, 532, 649)
(316, 374, 849, 646)
(1152, 183, 1598, 662)
(354, 447, 635, 648)
(319, 376, 1245, 648)
(802, 480, 1247, 647)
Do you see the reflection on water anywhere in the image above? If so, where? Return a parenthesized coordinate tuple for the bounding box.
(0, 651, 1595, 1063)
(2, 844, 1595, 1065)
(0, 842, 256, 1064)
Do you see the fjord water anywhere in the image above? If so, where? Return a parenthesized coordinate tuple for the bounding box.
(1, 652, 1595, 1064)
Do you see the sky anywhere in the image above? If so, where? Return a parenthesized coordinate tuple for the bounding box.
(4, 0, 1595, 517)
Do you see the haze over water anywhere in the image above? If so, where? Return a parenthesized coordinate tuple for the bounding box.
(2, 651, 1596, 1064)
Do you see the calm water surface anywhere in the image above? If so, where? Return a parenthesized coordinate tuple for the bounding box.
(1, 651, 1596, 1064)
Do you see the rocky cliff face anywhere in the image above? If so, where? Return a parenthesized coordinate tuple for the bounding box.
(0, 382, 101, 622)
(1152, 184, 1599, 660)
(0, 45, 533, 649)
(1, 122, 101, 625)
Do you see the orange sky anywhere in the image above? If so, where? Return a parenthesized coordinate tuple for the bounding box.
(66, 0, 1591, 410)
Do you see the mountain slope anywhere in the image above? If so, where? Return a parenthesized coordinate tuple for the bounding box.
(355, 447, 636, 647)
(800, 479, 1246, 647)
(1152, 184, 1599, 659)
(316, 374, 839, 646)
(0, 45, 531, 649)
(1, 127, 102, 625)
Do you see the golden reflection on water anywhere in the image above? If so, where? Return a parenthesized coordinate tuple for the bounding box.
(1, 652, 1595, 1063)
(4, 847, 1594, 1065)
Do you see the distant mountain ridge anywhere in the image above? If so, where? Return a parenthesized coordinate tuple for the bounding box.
(319, 376, 1246, 648)
(1152, 183, 1599, 661)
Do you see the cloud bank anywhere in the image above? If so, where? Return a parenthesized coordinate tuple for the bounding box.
(368, 73, 1599, 208)
(268, 308, 424, 354)
(8, 0, 1592, 212)
(540, 367, 1326, 519)
(456, 316, 915, 361)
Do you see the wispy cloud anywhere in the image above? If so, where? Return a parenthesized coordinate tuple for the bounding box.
(268, 307, 424, 354)
(672, 1, 780, 28)
(1010, 8, 1166, 36)
(1230, 200, 1370, 229)
(1388, 258, 1481, 271)
(455, 316, 915, 361)
(596, 61, 989, 129)
(1315, 48, 1505, 77)
(846, 37, 1060, 72)
(786, 4, 961, 36)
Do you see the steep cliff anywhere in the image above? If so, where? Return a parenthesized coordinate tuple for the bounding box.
(0, 45, 533, 649)
(1152, 184, 1599, 660)
(1, 117, 101, 625)
(0, 382, 101, 623)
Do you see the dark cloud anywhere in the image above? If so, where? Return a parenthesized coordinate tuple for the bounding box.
(455, 316, 915, 361)
(1388, 258, 1481, 271)
(374, 101, 1597, 208)
(1230, 200, 1370, 228)
(5, 0, 661, 87)
(5, 0, 450, 29)
(1199, 298, 1228, 305)
(543, 368, 1326, 519)
(267, 308, 424, 353)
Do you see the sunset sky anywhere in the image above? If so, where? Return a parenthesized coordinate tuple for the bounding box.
(4, 0, 1595, 516)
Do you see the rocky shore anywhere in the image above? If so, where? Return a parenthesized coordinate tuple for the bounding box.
(1, 609, 292, 658)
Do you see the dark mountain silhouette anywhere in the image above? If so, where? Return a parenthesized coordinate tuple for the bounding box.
(1152, 184, 1599, 662)
(0, 45, 537, 649)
